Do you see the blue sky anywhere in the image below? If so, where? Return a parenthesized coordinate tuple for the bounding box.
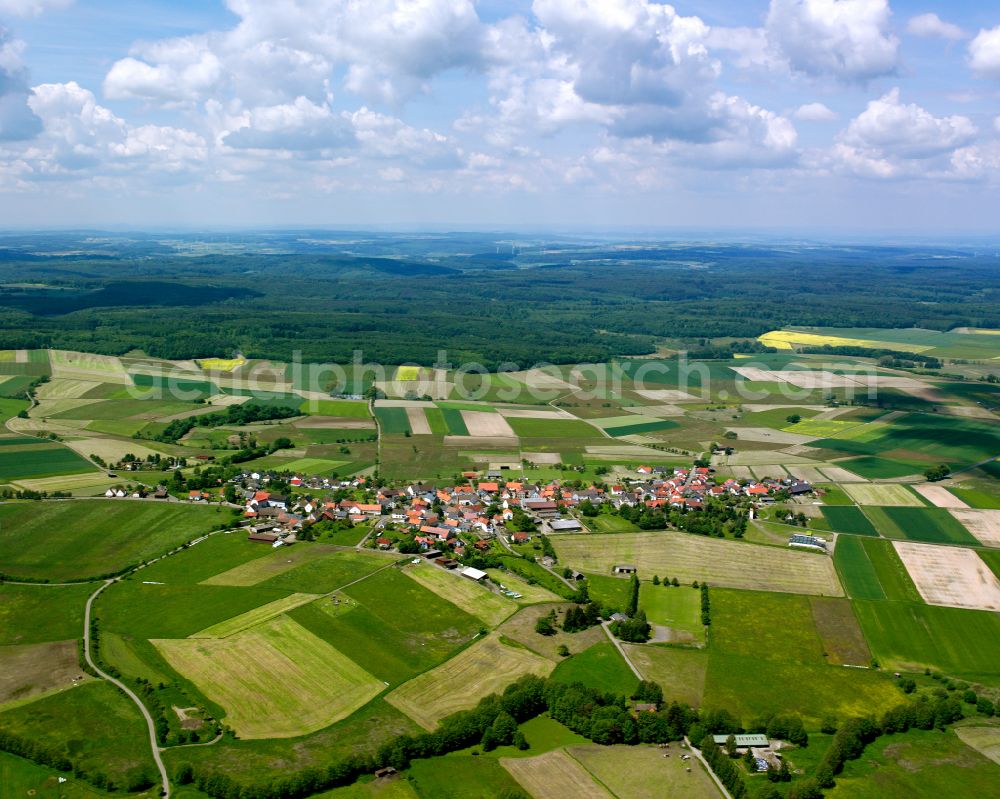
(0, 0, 999, 232)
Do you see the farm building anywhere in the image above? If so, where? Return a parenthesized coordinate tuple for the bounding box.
(524, 500, 559, 518)
(613, 564, 638, 575)
(550, 519, 583, 532)
(789, 533, 827, 552)
(461, 566, 488, 582)
(712, 734, 769, 749)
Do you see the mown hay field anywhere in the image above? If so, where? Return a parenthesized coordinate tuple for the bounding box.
(386, 634, 554, 730)
(553, 532, 843, 596)
(154, 615, 383, 739)
(202, 543, 348, 587)
(569, 745, 724, 799)
(623, 644, 708, 707)
(843, 483, 923, 507)
(401, 563, 517, 627)
(501, 750, 612, 799)
(190, 592, 321, 638)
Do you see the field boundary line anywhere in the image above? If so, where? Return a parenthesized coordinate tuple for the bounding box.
(563, 749, 623, 799)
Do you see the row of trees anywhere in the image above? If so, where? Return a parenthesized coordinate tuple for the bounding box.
(614, 498, 748, 538)
(172, 674, 718, 799)
(148, 402, 301, 444)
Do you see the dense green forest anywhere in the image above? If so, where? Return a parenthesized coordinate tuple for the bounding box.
(0, 232, 998, 367)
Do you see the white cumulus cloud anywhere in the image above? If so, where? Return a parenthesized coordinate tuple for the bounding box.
(833, 88, 978, 178)
(103, 0, 485, 106)
(794, 102, 838, 121)
(766, 0, 899, 82)
(0, 0, 72, 17)
(843, 88, 976, 158)
(969, 26, 1000, 80)
(25, 81, 206, 175)
(906, 13, 963, 41)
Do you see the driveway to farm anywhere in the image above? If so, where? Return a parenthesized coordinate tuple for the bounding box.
(84, 579, 171, 797)
(684, 736, 735, 799)
(599, 622, 644, 682)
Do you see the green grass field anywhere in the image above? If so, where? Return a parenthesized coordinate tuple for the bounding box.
(711, 589, 825, 663)
(739, 406, 821, 428)
(854, 600, 1000, 675)
(162, 699, 419, 787)
(439, 407, 469, 435)
(582, 573, 632, 611)
(835, 535, 886, 600)
(136, 533, 271, 584)
(98, 582, 292, 639)
(834, 537, 921, 602)
(507, 417, 602, 439)
(291, 567, 481, 684)
(0, 681, 156, 790)
(949, 486, 1000, 510)
(0, 441, 94, 481)
(374, 407, 411, 434)
(154, 615, 383, 739)
(0, 583, 93, 645)
(402, 563, 516, 627)
(703, 652, 901, 730)
(639, 583, 704, 642)
(387, 634, 554, 730)
(604, 419, 679, 437)
(842, 457, 929, 479)
(298, 399, 370, 418)
(190, 592, 320, 638)
(784, 419, 861, 437)
(0, 501, 225, 581)
(101, 632, 174, 685)
(254, 550, 391, 594)
(821, 506, 880, 536)
(568, 745, 724, 799)
(825, 728, 1000, 799)
(865, 506, 979, 545)
(703, 588, 900, 725)
(624, 644, 708, 707)
(980, 549, 1000, 582)
(410, 755, 527, 799)
(586, 514, 641, 533)
(130, 373, 217, 398)
(423, 407, 448, 434)
(0, 750, 124, 799)
(0, 398, 30, 424)
(551, 641, 639, 696)
(810, 596, 872, 666)
(202, 543, 357, 587)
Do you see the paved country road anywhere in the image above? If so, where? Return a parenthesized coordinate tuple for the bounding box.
(84, 579, 171, 797)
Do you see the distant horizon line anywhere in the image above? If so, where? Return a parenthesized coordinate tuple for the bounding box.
(1, 225, 1000, 247)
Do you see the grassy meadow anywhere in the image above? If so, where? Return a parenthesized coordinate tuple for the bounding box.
(0, 501, 225, 581)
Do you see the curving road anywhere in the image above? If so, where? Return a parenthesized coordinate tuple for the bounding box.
(84, 580, 171, 798)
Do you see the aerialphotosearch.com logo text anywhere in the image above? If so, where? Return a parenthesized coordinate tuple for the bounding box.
(125, 350, 884, 409)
